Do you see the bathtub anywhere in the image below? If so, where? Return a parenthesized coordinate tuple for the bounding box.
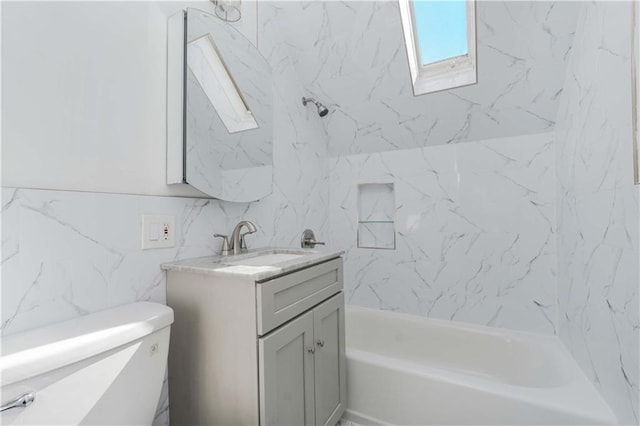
(344, 306, 617, 425)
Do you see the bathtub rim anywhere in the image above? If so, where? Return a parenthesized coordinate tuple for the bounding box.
(346, 304, 560, 342)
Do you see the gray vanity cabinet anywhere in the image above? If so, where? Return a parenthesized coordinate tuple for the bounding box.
(164, 254, 346, 426)
(259, 293, 346, 426)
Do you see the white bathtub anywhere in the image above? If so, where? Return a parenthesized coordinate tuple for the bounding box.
(344, 306, 617, 425)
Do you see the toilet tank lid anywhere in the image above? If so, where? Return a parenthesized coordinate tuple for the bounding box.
(0, 302, 174, 387)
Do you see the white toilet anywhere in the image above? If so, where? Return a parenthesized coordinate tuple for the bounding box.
(0, 302, 173, 425)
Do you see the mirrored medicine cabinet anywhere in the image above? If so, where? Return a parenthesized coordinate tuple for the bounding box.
(167, 8, 273, 202)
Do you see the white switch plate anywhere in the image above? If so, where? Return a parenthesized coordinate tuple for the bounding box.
(141, 215, 176, 249)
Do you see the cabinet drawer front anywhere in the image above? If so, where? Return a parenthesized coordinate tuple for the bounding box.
(257, 258, 343, 335)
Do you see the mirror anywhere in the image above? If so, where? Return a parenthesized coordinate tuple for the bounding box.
(168, 8, 273, 201)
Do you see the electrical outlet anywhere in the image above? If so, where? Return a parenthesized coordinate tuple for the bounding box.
(141, 215, 176, 249)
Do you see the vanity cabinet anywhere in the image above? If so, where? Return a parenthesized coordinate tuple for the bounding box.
(164, 254, 346, 426)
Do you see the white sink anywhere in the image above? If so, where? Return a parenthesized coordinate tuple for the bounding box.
(225, 250, 309, 267)
(227, 253, 305, 267)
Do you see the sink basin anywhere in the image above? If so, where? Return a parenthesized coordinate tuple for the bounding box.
(225, 250, 309, 267)
(160, 247, 344, 280)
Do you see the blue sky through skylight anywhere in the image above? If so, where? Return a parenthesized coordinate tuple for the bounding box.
(413, 0, 468, 65)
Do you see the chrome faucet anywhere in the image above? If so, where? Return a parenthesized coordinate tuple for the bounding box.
(214, 221, 258, 256)
(231, 221, 257, 255)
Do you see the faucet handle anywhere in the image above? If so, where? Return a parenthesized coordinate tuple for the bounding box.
(301, 229, 325, 248)
(239, 231, 253, 251)
(214, 234, 231, 255)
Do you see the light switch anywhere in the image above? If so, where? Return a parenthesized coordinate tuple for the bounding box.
(149, 223, 159, 241)
(141, 215, 176, 249)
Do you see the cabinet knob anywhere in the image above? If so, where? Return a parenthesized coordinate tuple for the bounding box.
(316, 339, 325, 347)
(307, 346, 315, 354)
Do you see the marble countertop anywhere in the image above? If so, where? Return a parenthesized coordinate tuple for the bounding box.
(161, 247, 344, 281)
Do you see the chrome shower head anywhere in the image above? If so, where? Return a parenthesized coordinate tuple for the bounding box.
(302, 96, 329, 118)
(317, 104, 329, 117)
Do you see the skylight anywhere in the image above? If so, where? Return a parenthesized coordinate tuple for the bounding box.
(414, 1, 468, 65)
(399, 0, 477, 95)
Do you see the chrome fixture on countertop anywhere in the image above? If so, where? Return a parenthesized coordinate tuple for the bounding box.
(302, 97, 329, 117)
(215, 221, 257, 255)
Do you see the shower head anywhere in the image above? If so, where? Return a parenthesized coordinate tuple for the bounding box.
(317, 104, 329, 117)
(302, 97, 329, 118)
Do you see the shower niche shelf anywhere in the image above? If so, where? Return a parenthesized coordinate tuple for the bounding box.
(357, 182, 396, 250)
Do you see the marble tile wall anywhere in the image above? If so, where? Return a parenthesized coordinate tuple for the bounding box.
(329, 132, 557, 334)
(1, 188, 220, 425)
(269, 1, 580, 156)
(554, 2, 640, 424)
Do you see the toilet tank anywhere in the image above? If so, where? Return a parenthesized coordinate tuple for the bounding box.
(0, 302, 173, 426)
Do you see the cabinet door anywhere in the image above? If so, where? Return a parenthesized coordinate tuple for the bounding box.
(259, 311, 315, 426)
(313, 293, 346, 426)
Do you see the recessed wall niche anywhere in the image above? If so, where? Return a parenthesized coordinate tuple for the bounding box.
(357, 182, 396, 249)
